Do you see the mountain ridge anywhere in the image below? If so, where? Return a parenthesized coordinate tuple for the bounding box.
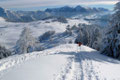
(0, 6, 109, 22)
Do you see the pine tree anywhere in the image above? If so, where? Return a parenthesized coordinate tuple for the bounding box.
(0, 45, 11, 59)
(14, 27, 36, 54)
(39, 31, 55, 42)
(65, 25, 72, 36)
(102, 2, 120, 59)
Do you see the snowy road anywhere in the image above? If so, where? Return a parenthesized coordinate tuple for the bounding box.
(0, 44, 120, 80)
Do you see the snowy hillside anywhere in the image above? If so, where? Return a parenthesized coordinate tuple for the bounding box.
(0, 18, 89, 49)
(0, 44, 120, 80)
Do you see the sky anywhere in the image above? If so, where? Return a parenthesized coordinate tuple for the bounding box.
(0, 0, 119, 11)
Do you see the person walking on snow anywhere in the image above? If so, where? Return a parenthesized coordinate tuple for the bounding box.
(78, 42, 82, 47)
(75, 41, 82, 52)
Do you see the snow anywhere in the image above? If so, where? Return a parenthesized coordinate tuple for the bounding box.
(0, 44, 120, 80)
(0, 11, 120, 80)
(0, 55, 71, 80)
(0, 18, 89, 48)
(93, 61, 120, 80)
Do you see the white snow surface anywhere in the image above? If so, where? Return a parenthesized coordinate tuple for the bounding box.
(0, 18, 89, 48)
(0, 44, 120, 80)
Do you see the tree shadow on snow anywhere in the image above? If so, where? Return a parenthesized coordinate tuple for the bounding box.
(56, 51, 120, 64)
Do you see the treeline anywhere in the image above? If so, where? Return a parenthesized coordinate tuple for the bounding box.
(101, 2, 120, 59)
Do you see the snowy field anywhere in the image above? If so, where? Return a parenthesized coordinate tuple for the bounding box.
(0, 44, 120, 80)
(0, 17, 89, 49)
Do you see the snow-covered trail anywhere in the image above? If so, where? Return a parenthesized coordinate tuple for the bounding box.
(0, 44, 120, 80)
(54, 45, 120, 80)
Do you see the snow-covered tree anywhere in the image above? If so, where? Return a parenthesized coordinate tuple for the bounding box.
(65, 25, 72, 36)
(75, 28, 84, 43)
(92, 28, 102, 50)
(39, 31, 55, 42)
(0, 45, 11, 59)
(115, 2, 120, 11)
(71, 24, 78, 30)
(101, 2, 120, 59)
(75, 24, 102, 50)
(14, 27, 36, 54)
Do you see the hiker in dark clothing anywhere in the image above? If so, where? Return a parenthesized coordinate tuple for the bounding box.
(75, 41, 82, 47)
(75, 41, 82, 52)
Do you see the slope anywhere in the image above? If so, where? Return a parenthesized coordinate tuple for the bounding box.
(0, 18, 89, 49)
(0, 44, 120, 80)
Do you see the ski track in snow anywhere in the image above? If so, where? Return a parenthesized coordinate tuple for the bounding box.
(52, 45, 120, 80)
(53, 53, 101, 80)
(0, 44, 120, 80)
(0, 44, 78, 77)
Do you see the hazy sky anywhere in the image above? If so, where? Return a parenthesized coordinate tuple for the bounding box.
(0, 0, 119, 11)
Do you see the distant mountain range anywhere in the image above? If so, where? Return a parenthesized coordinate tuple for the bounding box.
(45, 6, 108, 17)
(0, 6, 108, 22)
